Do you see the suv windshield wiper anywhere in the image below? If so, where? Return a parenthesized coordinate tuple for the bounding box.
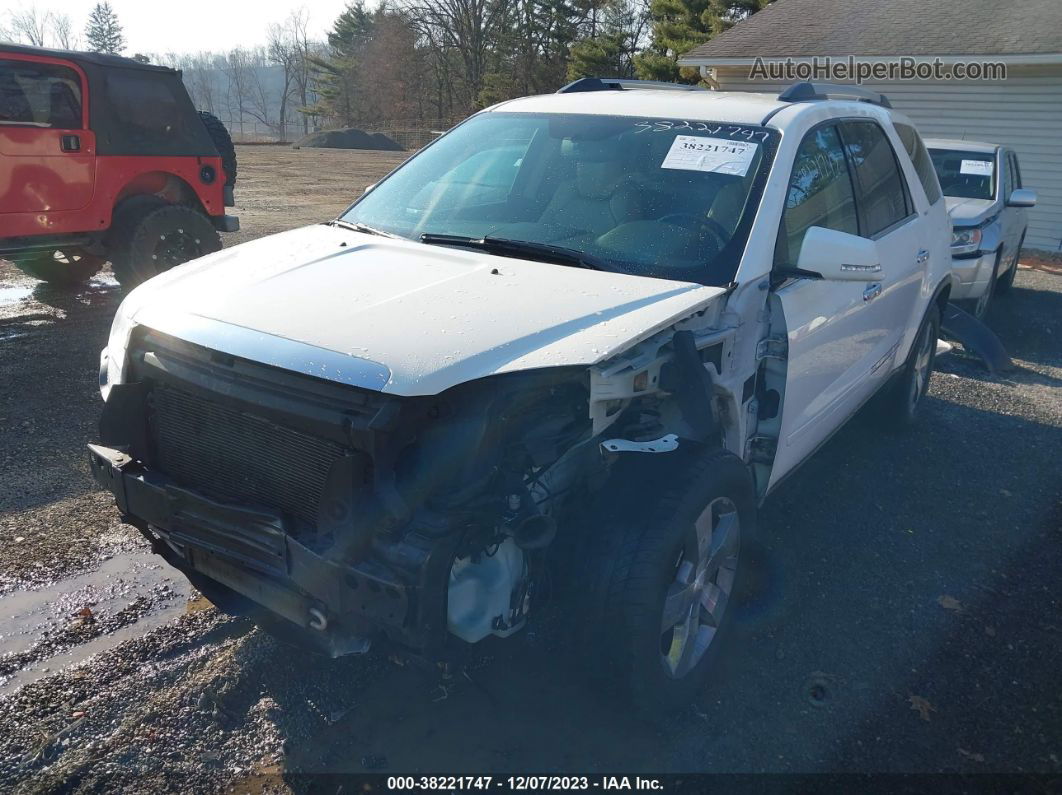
(330, 219, 400, 238)
(420, 233, 609, 272)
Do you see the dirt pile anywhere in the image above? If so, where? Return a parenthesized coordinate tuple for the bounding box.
(294, 128, 403, 151)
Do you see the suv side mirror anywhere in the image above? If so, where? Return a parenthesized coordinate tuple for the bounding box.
(796, 226, 882, 282)
(1007, 188, 1036, 208)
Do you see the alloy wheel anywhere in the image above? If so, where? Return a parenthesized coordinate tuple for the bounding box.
(659, 497, 740, 679)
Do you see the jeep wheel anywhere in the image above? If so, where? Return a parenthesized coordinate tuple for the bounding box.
(110, 204, 221, 288)
(879, 303, 940, 429)
(13, 250, 104, 286)
(198, 111, 238, 187)
(575, 449, 758, 715)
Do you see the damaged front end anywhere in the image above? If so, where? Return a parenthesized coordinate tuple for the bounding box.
(89, 327, 600, 659)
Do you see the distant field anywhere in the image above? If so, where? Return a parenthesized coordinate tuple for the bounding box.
(227, 145, 410, 245)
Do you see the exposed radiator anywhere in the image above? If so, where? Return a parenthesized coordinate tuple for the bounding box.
(148, 383, 346, 530)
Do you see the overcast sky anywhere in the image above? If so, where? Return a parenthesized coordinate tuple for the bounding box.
(11, 1, 357, 55)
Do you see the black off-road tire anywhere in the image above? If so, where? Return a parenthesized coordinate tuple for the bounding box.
(570, 448, 759, 716)
(996, 232, 1024, 294)
(878, 303, 940, 429)
(109, 203, 221, 289)
(12, 249, 104, 286)
(198, 111, 238, 187)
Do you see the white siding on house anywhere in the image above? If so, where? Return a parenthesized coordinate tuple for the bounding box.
(712, 67, 1062, 252)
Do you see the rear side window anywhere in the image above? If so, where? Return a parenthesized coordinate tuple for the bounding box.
(0, 59, 82, 128)
(774, 124, 859, 266)
(839, 121, 912, 236)
(105, 71, 182, 136)
(893, 122, 942, 205)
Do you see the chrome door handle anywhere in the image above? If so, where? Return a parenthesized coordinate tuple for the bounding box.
(863, 283, 882, 302)
(915, 249, 930, 264)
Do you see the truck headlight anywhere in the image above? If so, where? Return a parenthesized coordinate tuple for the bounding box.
(951, 227, 982, 256)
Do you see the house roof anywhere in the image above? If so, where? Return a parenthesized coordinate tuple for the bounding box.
(679, 0, 1062, 63)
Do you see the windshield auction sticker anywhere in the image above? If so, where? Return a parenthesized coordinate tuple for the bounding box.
(661, 135, 758, 176)
(960, 159, 993, 176)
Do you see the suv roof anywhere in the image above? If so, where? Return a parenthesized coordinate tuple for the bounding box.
(492, 90, 790, 126)
(491, 80, 902, 130)
(0, 43, 175, 74)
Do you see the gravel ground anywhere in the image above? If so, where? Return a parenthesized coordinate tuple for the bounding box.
(0, 145, 1059, 791)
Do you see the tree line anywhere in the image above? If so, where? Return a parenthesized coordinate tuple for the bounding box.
(1, 0, 771, 133)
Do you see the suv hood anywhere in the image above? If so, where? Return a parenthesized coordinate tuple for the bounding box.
(945, 195, 998, 227)
(126, 225, 726, 396)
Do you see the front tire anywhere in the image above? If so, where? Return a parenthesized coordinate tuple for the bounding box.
(109, 204, 221, 288)
(996, 232, 1024, 294)
(573, 449, 758, 715)
(966, 251, 1000, 320)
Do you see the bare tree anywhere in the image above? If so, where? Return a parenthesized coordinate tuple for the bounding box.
(266, 24, 296, 137)
(403, 0, 508, 112)
(223, 48, 252, 124)
(52, 13, 78, 49)
(9, 7, 52, 46)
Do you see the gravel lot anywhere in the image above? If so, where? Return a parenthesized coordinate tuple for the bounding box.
(0, 145, 1059, 792)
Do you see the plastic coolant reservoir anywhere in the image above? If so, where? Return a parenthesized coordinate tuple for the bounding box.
(447, 537, 525, 643)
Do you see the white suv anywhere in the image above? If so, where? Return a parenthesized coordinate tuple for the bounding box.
(90, 80, 952, 712)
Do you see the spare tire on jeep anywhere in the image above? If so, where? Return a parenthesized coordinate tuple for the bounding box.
(198, 111, 237, 187)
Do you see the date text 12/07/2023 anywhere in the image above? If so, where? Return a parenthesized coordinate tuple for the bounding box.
(385, 775, 666, 791)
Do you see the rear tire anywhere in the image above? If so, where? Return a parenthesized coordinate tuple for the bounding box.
(571, 448, 758, 716)
(198, 111, 237, 187)
(12, 249, 103, 286)
(109, 204, 221, 289)
(878, 303, 940, 429)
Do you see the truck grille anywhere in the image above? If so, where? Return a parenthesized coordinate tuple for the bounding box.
(148, 383, 346, 529)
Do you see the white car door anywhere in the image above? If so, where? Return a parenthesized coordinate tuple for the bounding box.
(836, 120, 926, 383)
(768, 124, 880, 486)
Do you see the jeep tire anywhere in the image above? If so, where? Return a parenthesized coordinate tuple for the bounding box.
(573, 448, 758, 716)
(198, 111, 238, 187)
(12, 249, 104, 286)
(109, 203, 222, 288)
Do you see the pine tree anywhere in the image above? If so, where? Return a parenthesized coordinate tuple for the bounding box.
(305, 1, 374, 126)
(634, 0, 769, 83)
(84, 2, 125, 54)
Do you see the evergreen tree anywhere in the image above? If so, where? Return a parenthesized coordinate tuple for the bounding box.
(84, 2, 125, 54)
(634, 0, 768, 83)
(568, 31, 631, 80)
(305, 1, 374, 125)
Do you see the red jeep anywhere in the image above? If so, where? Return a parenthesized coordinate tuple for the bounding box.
(0, 44, 238, 288)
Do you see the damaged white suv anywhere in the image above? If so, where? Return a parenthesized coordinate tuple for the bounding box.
(90, 80, 951, 711)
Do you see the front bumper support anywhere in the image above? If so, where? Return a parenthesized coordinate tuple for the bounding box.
(87, 442, 411, 656)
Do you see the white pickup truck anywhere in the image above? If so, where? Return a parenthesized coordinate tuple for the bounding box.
(90, 79, 952, 713)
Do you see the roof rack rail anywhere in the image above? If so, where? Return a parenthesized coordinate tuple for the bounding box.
(777, 82, 892, 108)
(557, 77, 706, 94)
